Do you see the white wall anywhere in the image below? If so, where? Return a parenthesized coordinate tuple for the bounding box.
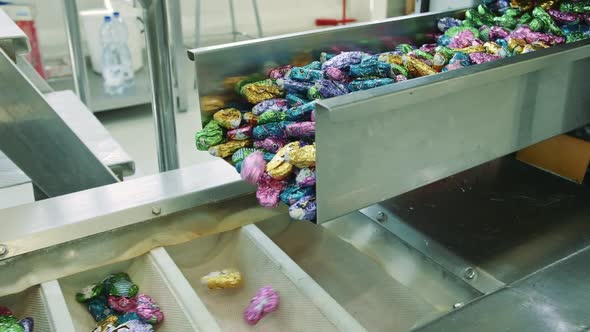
(17, 0, 391, 60)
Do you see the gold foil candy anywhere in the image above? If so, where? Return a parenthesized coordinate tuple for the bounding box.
(208, 140, 251, 158)
(201, 269, 243, 289)
(266, 142, 299, 180)
(213, 108, 242, 129)
(288, 143, 316, 169)
(241, 79, 282, 104)
(93, 316, 119, 332)
(507, 38, 526, 52)
(483, 42, 505, 57)
(378, 53, 403, 65)
(452, 45, 486, 54)
(403, 56, 437, 77)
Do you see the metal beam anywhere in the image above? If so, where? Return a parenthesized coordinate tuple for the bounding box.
(62, 0, 90, 104)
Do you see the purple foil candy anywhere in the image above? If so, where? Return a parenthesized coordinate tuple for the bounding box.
(227, 125, 253, 141)
(449, 30, 477, 48)
(511, 26, 565, 45)
(419, 43, 438, 53)
(110, 320, 154, 332)
(395, 74, 408, 82)
(469, 52, 501, 64)
(253, 138, 288, 153)
(241, 151, 266, 184)
(285, 122, 315, 139)
(548, 9, 580, 24)
(321, 51, 366, 69)
(489, 26, 511, 40)
(437, 17, 462, 32)
(252, 98, 289, 115)
(277, 78, 314, 95)
(325, 67, 348, 81)
(136, 294, 164, 325)
(256, 174, 287, 208)
(296, 168, 316, 187)
(289, 196, 317, 221)
(315, 79, 349, 98)
(19, 318, 33, 332)
(243, 286, 280, 325)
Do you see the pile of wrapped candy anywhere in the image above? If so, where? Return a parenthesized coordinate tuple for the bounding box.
(0, 306, 33, 332)
(195, 0, 589, 222)
(200, 269, 280, 325)
(75, 272, 164, 332)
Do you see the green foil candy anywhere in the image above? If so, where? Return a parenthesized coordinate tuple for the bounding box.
(566, 31, 589, 43)
(412, 50, 434, 60)
(532, 6, 563, 36)
(445, 26, 480, 39)
(493, 15, 518, 29)
(396, 44, 414, 54)
(195, 120, 225, 151)
(560, 2, 590, 13)
(390, 63, 409, 77)
(529, 18, 545, 31)
(0, 316, 24, 332)
(504, 8, 521, 17)
(257, 110, 287, 125)
(231, 148, 258, 164)
(76, 283, 104, 303)
(109, 279, 139, 297)
(519, 12, 533, 24)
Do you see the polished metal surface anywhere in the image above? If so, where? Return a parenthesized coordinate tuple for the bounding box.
(45, 91, 135, 179)
(415, 246, 590, 331)
(15, 55, 52, 94)
(372, 157, 590, 285)
(0, 160, 252, 260)
(0, 9, 30, 60)
(62, 0, 90, 104)
(139, 0, 180, 171)
(0, 48, 118, 198)
(0, 151, 28, 189)
(189, 10, 590, 223)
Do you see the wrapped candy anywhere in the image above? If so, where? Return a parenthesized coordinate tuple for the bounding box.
(88, 296, 115, 322)
(76, 283, 104, 302)
(18, 318, 33, 332)
(445, 26, 480, 39)
(285, 94, 309, 107)
(227, 125, 253, 141)
(448, 30, 478, 48)
(310, 79, 349, 99)
(484, 42, 510, 57)
(92, 315, 119, 332)
(510, 26, 565, 45)
(0, 307, 12, 317)
(469, 52, 502, 64)
(267, 65, 292, 79)
(285, 122, 315, 139)
(286, 101, 316, 121)
(302, 61, 322, 70)
(286, 143, 316, 168)
(200, 269, 243, 289)
(208, 140, 251, 158)
(241, 151, 266, 185)
(452, 45, 486, 54)
(349, 59, 391, 78)
(377, 53, 403, 65)
(253, 138, 288, 153)
(108, 320, 154, 332)
(320, 52, 334, 63)
(532, 6, 564, 36)
(548, 9, 580, 24)
(289, 196, 317, 221)
(258, 111, 287, 125)
(213, 108, 242, 129)
(232, 148, 258, 164)
(288, 67, 324, 81)
(276, 78, 314, 95)
(391, 63, 409, 77)
(240, 79, 282, 104)
(242, 112, 259, 126)
(256, 174, 287, 208)
(196, 120, 225, 151)
(325, 67, 348, 81)
(437, 34, 452, 46)
(0, 316, 24, 332)
(395, 44, 414, 54)
(403, 56, 437, 77)
(348, 78, 394, 91)
(263, 152, 276, 162)
(118, 312, 142, 324)
(266, 142, 300, 180)
(108, 296, 137, 313)
(437, 17, 462, 32)
(321, 51, 365, 69)
(296, 168, 316, 187)
(443, 52, 471, 71)
(560, 1, 590, 13)
(234, 75, 266, 94)
(135, 294, 164, 325)
(252, 98, 289, 115)
(280, 184, 315, 205)
(243, 286, 280, 325)
(252, 122, 289, 140)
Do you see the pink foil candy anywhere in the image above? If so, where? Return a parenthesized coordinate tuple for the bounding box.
(489, 26, 510, 40)
(510, 26, 565, 45)
(285, 122, 315, 139)
(468, 52, 501, 64)
(253, 138, 288, 153)
(256, 174, 287, 208)
(136, 294, 164, 325)
(0, 306, 13, 316)
(548, 9, 580, 24)
(325, 67, 348, 81)
(267, 65, 292, 79)
(395, 74, 408, 82)
(243, 286, 280, 325)
(108, 296, 137, 313)
(449, 30, 477, 48)
(227, 125, 253, 141)
(241, 151, 266, 185)
(419, 43, 437, 53)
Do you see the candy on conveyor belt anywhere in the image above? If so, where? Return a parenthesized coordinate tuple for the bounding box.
(77, 273, 164, 330)
(195, 0, 589, 222)
(200, 269, 243, 289)
(243, 286, 280, 325)
(0, 306, 34, 332)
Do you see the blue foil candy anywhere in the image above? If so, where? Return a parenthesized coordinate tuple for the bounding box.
(87, 296, 115, 322)
(277, 78, 314, 95)
(302, 61, 322, 70)
(437, 35, 452, 46)
(315, 79, 349, 98)
(118, 312, 142, 324)
(288, 67, 325, 82)
(280, 184, 315, 205)
(348, 78, 394, 91)
(253, 123, 286, 140)
(285, 93, 309, 107)
(437, 17, 462, 32)
(349, 59, 392, 78)
(286, 101, 316, 121)
(263, 152, 276, 162)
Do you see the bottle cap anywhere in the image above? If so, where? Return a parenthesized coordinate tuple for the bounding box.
(104, 16, 111, 22)
(113, 11, 120, 17)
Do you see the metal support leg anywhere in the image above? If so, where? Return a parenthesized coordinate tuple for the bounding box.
(229, 0, 237, 42)
(62, 0, 90, 104)
(139, 0, 180, 171)
(252, 0, 263, 38)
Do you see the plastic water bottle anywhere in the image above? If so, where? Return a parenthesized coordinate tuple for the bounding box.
(112, 11, 135, 90)
(101, 15, 123, 95)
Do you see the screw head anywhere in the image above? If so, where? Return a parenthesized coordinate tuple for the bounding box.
(453, 302, 464, 309)
(151, 207, 162, 216)
(463, 267, 477, 280)
(375, 211, 387, 223)
(0, 245, 8, 257)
